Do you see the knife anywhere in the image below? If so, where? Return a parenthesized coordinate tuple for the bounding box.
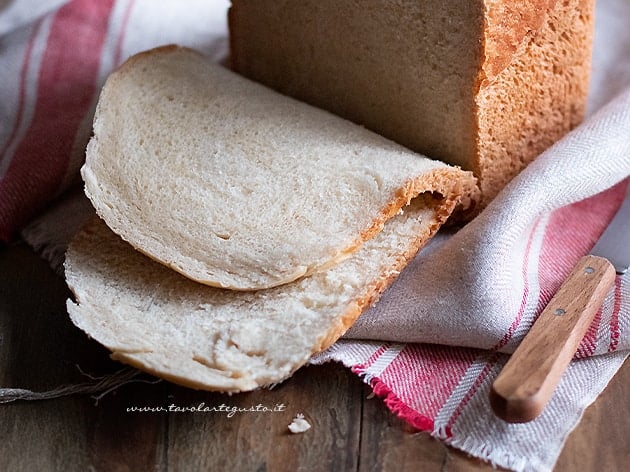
(489, 189, 630, 423)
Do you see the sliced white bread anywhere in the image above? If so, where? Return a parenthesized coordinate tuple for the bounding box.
(66, 193, 459, 392)
(82, 45, 477, 291)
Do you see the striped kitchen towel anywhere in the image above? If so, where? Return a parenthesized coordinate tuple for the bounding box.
(0, 0, 229, 241)
(314, 115, 630, 470)
(2, 1, 630, 472)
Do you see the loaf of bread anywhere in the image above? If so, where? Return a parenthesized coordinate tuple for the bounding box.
(67, 45, 477, 391)
(82, 46, 476, 291)
(228, 0, 595, 207)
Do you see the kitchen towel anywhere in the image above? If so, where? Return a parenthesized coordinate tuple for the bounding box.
(2, 1, 629, 471)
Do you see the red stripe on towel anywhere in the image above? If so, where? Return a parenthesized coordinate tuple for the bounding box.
(379, 345, 478, 428)
(368, 374, 435, 432)
(0, 0, 116, 241)
(0, 19, 44, 168)
(537, 181, 628, 355)
(443, 352, 500, 437)
(443, 214, 542, 432)
(537, 182, 627, 297)
(351, 343, 390, 375)
(608, 278, 623, 353)
(494, 217, 542, 351)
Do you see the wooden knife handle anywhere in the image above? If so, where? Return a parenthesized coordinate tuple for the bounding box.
(489, 255, 617, 423)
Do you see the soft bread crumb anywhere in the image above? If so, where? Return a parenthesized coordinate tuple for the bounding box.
(82, 46, 478, 291)
(64, 193, 465, 392)
(288, 413, 311, 434)
(66, 46, 479, 393)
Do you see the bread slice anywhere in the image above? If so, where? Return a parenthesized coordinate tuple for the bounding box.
(65, 192, 457, 392)
(82, 45, 477, 291)
(228, 0, 594, 207)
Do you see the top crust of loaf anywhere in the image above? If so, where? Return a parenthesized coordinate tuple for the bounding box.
(481, 0, 557, 85)
(82, 45, 477, 291)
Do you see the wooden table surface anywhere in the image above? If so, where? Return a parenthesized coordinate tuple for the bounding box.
(1, 240, 629, 471)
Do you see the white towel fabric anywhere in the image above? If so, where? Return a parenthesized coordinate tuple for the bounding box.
(343, 86, 630, 352)
(2, 1, 629, 471)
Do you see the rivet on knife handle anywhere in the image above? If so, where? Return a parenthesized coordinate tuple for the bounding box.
(489, 255, 616, 423)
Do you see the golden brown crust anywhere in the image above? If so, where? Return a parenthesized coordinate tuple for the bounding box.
(480, 0, 557, 86)
(313, 195, 457, 354)
(474, 0, 594, 205)
(349, 167, 478, 265)
(115, 44, 204, 73)
(313, 182, 473, 355)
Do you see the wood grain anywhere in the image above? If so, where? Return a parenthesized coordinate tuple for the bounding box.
(0, 242, 628, 471)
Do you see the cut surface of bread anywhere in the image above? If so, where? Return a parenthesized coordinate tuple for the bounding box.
(82, 46, 475, 291)
(66, 192, 455, 392)
(228, 0, 594, 207)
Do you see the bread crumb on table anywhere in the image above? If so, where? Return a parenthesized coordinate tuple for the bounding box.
(288, 413, 311, 434)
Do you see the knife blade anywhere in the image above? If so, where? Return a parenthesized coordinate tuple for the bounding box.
(489, 188, 629, 423)
(590, 191, 630, 274)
